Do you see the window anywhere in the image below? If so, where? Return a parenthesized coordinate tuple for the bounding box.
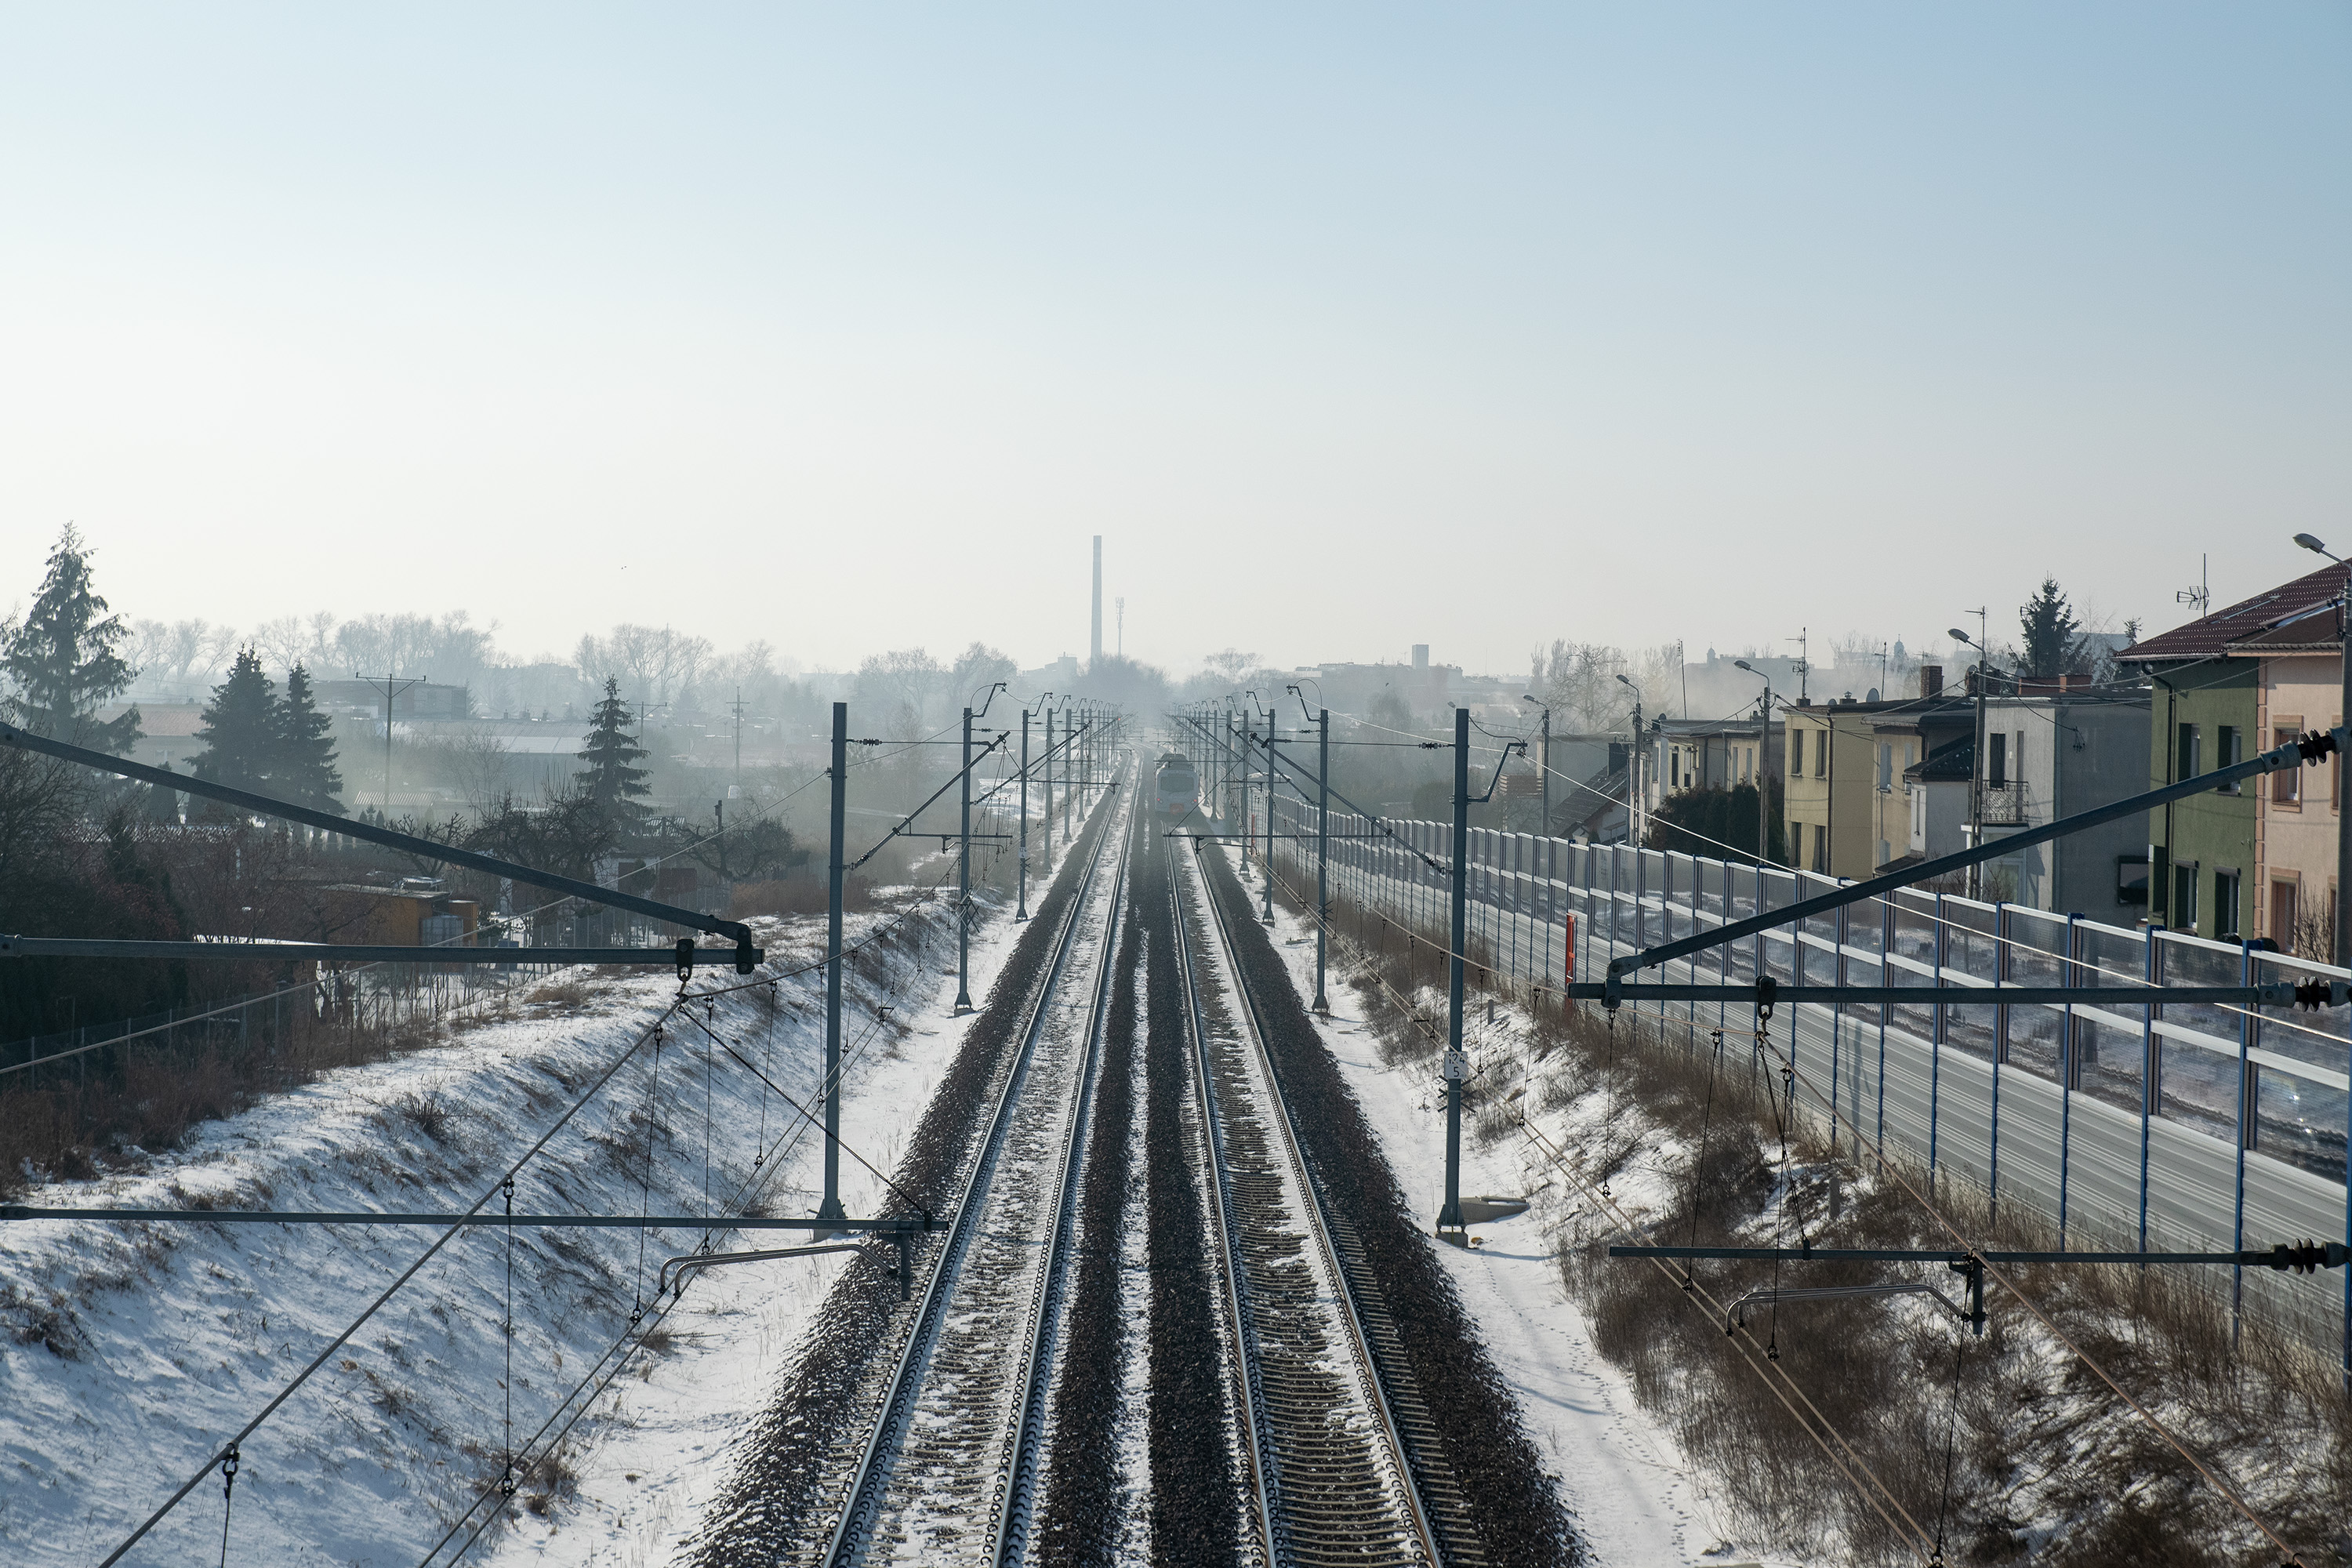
(2117, 855, 2149, 907)
(2172, 862, 2198, 930)
(1814, 727, 1826, 777)
(1878, 742, 1893, 791)
(1810, 822, 1828, 872)
(1988, 731, 2008, 789)
(1791, 728, 1805, 778)
(1669, 749, 1680, 789)
(2273, 724, 2303, 804)
(2178, 722, 2200, 780)
(2270, 877, 2299, 947)
(2215, 869, 2241, 938)
(2218, 726, 2242, 793)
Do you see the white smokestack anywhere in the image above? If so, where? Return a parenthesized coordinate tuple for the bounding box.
(1091, 535, 1102, 666)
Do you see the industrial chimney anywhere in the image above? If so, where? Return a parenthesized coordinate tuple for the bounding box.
(1091, 535, 1103, 667)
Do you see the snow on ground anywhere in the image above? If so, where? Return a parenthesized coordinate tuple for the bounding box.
(0, 882, 1031, 1568)
(1233, 848, 1788, 1568)
(486, 891, 1036, 1568)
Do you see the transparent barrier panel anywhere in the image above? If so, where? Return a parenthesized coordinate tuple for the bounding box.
(2006, 938, 2063, 1080)
(2256, 1068, 2347, 1183)
(2076, 1014, 2146, 1115)
(2254, 953, 2350, 1074)
(2156, 935, 2243, 1049)
(2081, 925, 2148, 991)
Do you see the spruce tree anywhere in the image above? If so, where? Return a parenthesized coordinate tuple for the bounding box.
(275, 663, 346, 815)
(2019, 578, 2084, 678)
(2, 524, 140, 753)
(192, 649, 281, 797)
(575, 677, 650, 828)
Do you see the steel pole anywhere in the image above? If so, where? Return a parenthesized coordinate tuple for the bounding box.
(1263, 722, 1276, 923)
(1438, 708, 1470, 1243)
(956, 706, 974, 1012)
(1018, 709, 1031, 920)
(820, 702, 848, 1222)
(1314, 708, 1330, 1011)
(1970, 655, 1988, 899)
(1044, 707, 1055, 850)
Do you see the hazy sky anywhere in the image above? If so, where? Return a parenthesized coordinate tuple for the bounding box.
(3, 5, 2346, 680)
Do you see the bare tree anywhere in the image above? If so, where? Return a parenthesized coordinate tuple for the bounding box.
(1205, 648, 1258, 684)
(423, 730, 514, 817)
(949, 641, 1017, 709)
(855, 648, 945, 737)
(252, 615, 309, 674)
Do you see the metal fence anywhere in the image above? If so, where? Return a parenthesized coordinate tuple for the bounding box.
(1269, 795, 2352, 1349)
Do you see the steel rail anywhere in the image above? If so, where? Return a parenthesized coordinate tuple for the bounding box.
(989, 752, 1134, 1566)
(1170, 825, 1281, 1568)
(1181, 839, 1443, 1567)
(818, 766, 1128, 1568)
(0, 719, 754, 952)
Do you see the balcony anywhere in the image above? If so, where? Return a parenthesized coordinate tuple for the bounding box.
(1981, 780, 2034, 826)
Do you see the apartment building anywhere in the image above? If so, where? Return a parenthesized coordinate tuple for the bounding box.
(1973, 685, 2151, 912)
(1780, 672, 1971, 878)
(2119, 561, 2340, 950)
(1648, 713, 1783, 804)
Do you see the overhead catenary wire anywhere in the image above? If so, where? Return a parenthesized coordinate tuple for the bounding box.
(416, 891, 956, 1566)
(93, 988, 696, 1568)
(1742, 1019, 2310, 1563)
(1253, 839, 1973, 1559)
(1254, 697, 2321, 1551)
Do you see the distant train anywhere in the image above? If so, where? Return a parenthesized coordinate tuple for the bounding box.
(1152, 752, 1200, 819)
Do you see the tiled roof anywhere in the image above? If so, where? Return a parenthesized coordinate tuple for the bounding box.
(2118, 561, 2345, 663)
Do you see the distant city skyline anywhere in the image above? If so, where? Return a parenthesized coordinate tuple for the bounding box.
(2, 5, 2343, 679)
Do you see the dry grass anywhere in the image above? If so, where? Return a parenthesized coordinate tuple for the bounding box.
(1298, 869, 2352, 1566)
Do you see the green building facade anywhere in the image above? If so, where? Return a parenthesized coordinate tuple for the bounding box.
(2143, 659, 2258, 939)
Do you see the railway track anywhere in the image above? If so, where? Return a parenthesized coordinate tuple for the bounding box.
(1171, 833, 1461, 1567)
(817, 763, 1134, 1567)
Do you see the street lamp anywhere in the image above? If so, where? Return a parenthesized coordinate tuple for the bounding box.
(1950, 626, 1990, 900)
(1733, 660, 1773, 867)
(1520, 693, 1551, 836)
(2293, 532, 2352, 965)
(1616, 673, 1644, 844)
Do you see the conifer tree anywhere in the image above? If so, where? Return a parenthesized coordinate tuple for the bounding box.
(2018, 578, 2084, 679)
(192, 649, 280, 797)
(2, 524, 140, 753)
(275, 663, 345, 815)
(575, 677, 650, 828)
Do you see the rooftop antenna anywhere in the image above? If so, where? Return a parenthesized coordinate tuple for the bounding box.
(2176, 554, 2210, 618)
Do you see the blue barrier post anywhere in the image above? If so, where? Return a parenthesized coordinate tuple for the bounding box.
(2060, 913, 2080, 1250)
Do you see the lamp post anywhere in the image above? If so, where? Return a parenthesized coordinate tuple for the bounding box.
(1951, 624, 1991, 899)
(1616, 673, 1644, 845)
(1733, 660, 1774, 867)
(1520, 693, 1551, 835)
(2294, 532, 2352, 966)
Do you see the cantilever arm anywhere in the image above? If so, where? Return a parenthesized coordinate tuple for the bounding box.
(0, 720, 756, 959)
(1607, 727, 2347, 987)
